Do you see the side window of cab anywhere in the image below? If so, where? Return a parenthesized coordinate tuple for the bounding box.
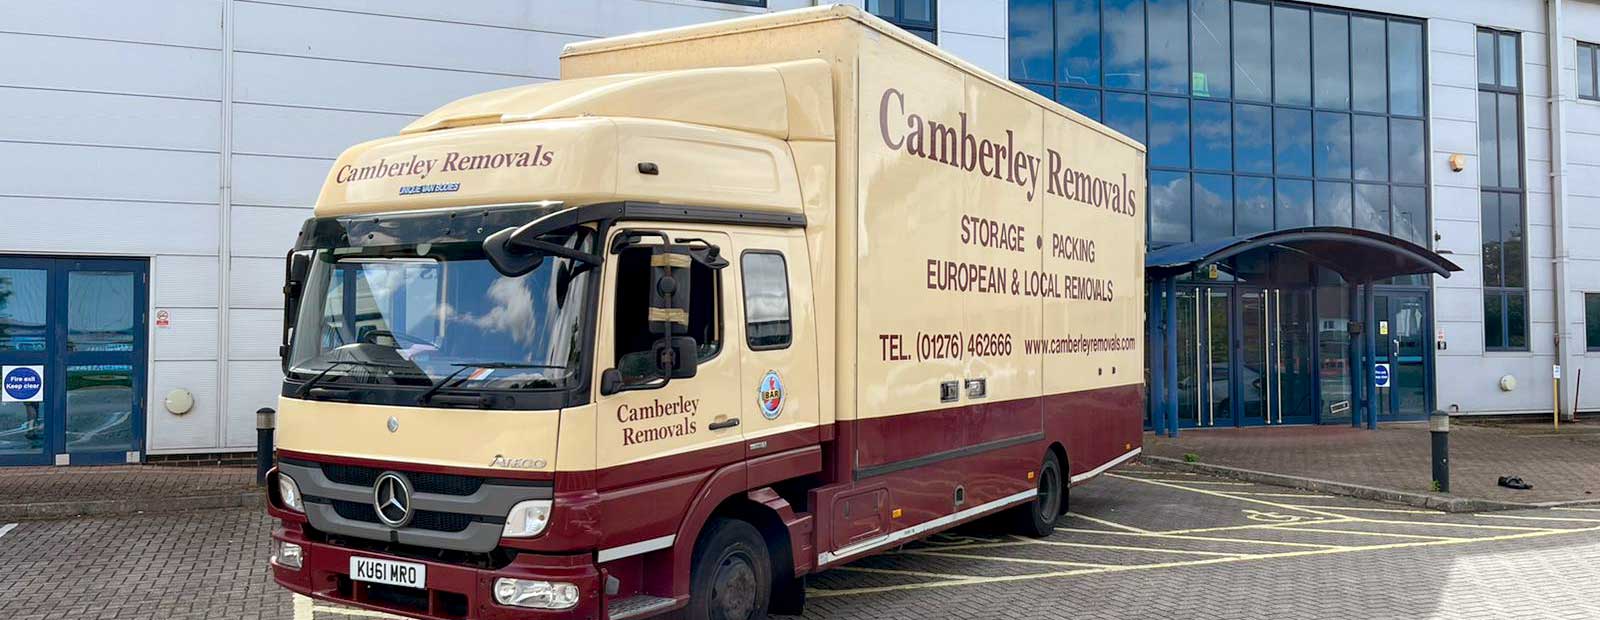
(740, 251, 791, 350)
(611, 243, 722, 384)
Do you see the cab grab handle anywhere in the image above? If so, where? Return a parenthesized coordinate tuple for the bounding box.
(708, 418, 740, 430)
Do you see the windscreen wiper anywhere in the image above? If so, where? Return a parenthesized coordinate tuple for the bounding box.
(416, 362, 567, 405)
(293, 359, 408, 398)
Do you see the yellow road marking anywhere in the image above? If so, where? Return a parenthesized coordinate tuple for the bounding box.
(1054, 527, 1346, 549)
(830, 565, 987, 580)
(1471, 513, 1600, 523)
(1278, 527, 1464, 541)
(811, 524, 1600, 599)
(1355, 518, 1559, 532)
(1014, 535, 1246, 557)
(1158, 518, 1355, 535)
(291, 595, 408, 620)
(1227, 492, 1334, 499)
(1106, 473, 1351, 520)
(1271, 505, 1444, 515)
(1552, 507, 1600, 513)
(1151, 480, 1258, 486)
(901, 549, 1118, 569)
(1063, 511, 1150, 533)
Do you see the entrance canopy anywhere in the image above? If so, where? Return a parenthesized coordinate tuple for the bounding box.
(1145, 226, 1461, 283)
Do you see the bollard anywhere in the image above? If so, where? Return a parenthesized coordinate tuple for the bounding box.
(1429, 410, 1449, 493)
(256, 407, 276, 486)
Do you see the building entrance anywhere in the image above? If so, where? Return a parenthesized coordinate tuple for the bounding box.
(0, 257, 148, 466)
(1375, 291, 1431, 421)
(1174, 285, 1317, 428)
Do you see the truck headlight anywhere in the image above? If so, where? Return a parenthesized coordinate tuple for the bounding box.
(493, 578, 579, 610)
(272, 541, 304, 570)
(277, 473, 304, 513)
(502, 499, 552, 538)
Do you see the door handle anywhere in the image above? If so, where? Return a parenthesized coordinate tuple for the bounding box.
(708, 418, 740, 431)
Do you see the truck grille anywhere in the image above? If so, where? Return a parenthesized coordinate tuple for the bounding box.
(321, 463, 484, 496)
(330, 499, 477, 533)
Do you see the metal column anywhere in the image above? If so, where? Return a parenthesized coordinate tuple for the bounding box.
(1364, 283, 1378, 430)
(1165, 277, 1179, 438)
(1348, 284, 1362, 428)
(1149, 281, 1166, 436)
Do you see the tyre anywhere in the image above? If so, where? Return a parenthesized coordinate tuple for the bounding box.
(686, 518, 772, 620)
(1011, 450, 1065, 538)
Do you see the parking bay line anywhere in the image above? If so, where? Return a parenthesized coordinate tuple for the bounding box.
(1105, 473, 1353, 520)
(810, 524, 1600, 599)
(1226, 492, 1335, 499)
(1013, 535, 1248, 557)
(0, 523, 15, 540)
(830, 565, 989, 580)
(1273, 526, 1464, 541)
(1054, 527, 1348, 549)
(900, 549, 1120, 569)
(1157, 518, 1358, 535)
(1265, 504, 1445, 515)
(1063, 511, 1151, 533)
(1471, 513, 1600, 524)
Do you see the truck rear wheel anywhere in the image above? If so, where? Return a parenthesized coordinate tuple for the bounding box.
(687, 517, 772, 620)
(1012, 450, 1064, 538)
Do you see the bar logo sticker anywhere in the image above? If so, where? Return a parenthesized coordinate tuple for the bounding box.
(758, 370, 785, 420)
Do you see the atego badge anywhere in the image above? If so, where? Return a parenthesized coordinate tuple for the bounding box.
(758, 370, 785, 420)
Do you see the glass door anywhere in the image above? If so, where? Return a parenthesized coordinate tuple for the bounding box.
(58, 259, 147, 465)
(1239, 288, 1317, 425)
(1377, 291, 1429, 421)
(0, 259, 55, 466)
(1177, 287, 1234, 427)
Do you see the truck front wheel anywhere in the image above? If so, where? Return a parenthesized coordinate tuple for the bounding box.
(1012, 450, 1065, 538)
(687, 517, 772, 620)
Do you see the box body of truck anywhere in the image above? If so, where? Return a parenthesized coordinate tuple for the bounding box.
(267, 6, 1145, 620)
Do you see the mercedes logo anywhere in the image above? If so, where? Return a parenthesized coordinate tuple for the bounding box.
(372, 472, 414, 528)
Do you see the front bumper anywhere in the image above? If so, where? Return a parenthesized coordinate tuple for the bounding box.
(272, 527, 602, 620)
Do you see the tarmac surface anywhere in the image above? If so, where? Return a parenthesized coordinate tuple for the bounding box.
(4, 461, 1600, 619)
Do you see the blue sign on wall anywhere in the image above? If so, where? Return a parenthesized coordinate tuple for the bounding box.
(2, 365, 43, 402)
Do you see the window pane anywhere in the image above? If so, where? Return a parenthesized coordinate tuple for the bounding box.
(903, 0, 932, 23)
(1351, 17, 1387, 112)
(1009, 0, 1053, 81)
(68, 272, 137, 352)
(65, 364, 136, 452)
(1193, 100, 1231, 171)
(1151, 96, 1191, 168)
(866, 0, 895, 18)
(1103, 0, 1145, 89)
(0, 269, 47, 352)
(1105, 93, 1147, 143)
(1314, 181, 1352, 226)
(1023, 82, 1055, 99)
(1481, 192, 1503, 287)
(1273, 6, 1311, 106)
(1314, 111, 1352, 178)
(1057, 87, 1102, 121)
(1194, 174, 1233, 240)
(1498, 92, 1520, 188)
(1236, 177, 1273, 234)
(1275, 108, 1312, 177)
(1392, 186, 1426, 244)
(1148, 0, 1189, 94)
(1581, 45, 1597, 98)
(1502, 193, 1525, 287)
(1233, 1, 1271, 102)
(1313, 12, 1350, 109)
(1391, 118, 1425, 184)
(1057, 0, 1100, 85)
(1352, 115, 1388, 181)
(1276, 178, 1313, 229)
(1150, 171, 1192, 243)
(1507, 292, 1527, 349)
(742, 252, 792, 348)
(1234, 103, 1272, 174)
(1587, 294, 1600, 350)
(1477, 30, 1496, 85)
(1354, 183, 1388, 233)
(1389, 21, 1424, 116)
(1499, 32, 1519, 89)
(1484, 293, 1504, 349)
(1192, 0, 1230, 98)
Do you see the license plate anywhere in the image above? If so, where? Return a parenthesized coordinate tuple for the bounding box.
(349, 556, 427, 589)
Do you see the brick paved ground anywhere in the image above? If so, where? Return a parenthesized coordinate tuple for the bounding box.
(0, 465, 258, 505)
(1144, 419, 1600, 504)
(6, 463, 1600, 620)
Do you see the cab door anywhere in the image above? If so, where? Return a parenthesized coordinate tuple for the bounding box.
(733, 230, 819, 458)
(593, 227, 744, 480)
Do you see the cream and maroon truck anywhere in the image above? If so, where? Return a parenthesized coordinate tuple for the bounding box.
(267, 6, 1145, 620)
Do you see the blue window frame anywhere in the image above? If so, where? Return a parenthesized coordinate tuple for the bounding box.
(867, 0, 937, 42)
(1008, 0, 1428, 246)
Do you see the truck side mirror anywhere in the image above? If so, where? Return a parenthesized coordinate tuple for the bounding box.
(280, 250, 313, 370)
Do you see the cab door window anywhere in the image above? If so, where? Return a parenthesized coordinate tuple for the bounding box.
(612, 245, 722, 383)
(740, 251, 791, 350)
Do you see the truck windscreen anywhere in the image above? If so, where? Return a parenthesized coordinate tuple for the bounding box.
(286, 226, 596, 396)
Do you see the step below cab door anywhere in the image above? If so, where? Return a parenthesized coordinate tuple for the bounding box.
(732, 230, 820, 460)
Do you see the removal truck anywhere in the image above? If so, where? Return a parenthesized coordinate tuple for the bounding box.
(267, 6, 1147, 619)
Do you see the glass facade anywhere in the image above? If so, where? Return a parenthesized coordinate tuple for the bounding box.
(1008, 0, 1428, 249)
(867, 0, 937, 42)
(1478, 28, 1527, 351)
